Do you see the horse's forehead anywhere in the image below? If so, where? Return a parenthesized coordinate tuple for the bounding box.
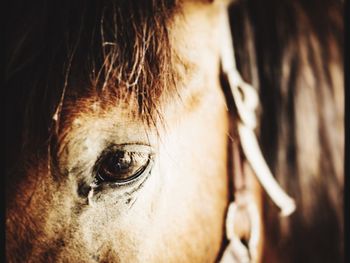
(170, 2, 222, 69)
(54, 2, 225, 152)
(58, 96, 152, 144)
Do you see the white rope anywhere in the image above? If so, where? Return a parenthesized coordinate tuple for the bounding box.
(219, 3, 296, 217)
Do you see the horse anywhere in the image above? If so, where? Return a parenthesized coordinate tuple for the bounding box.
(5, 0, 344, 262)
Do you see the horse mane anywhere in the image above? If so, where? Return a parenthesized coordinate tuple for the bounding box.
(5, 0, 178, 171)
(229, 0, 343, 262)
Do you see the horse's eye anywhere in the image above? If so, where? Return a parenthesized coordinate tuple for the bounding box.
(94, 146, 153, 185)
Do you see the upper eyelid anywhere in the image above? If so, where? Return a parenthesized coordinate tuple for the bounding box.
(114, 143, 155, 154)
(94, 143, 155, 171)
(61, 143, 155, 178)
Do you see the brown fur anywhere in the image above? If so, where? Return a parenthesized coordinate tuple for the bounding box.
(6, 1, 229, 262)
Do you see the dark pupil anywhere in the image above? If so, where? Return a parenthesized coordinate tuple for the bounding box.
(98, 151, 133, 182)
(113, 151, 131, 171)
